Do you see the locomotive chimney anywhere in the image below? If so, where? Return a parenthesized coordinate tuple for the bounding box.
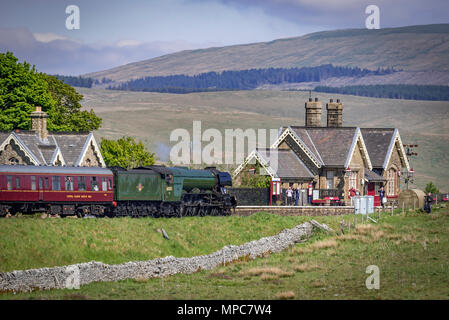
(305, 97, 322, 127)
(30, 106, 48, 140)
(326, 98, 343, 127)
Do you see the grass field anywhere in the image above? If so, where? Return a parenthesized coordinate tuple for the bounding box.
(1, 205, 448, 300)
(78, 88, 449, 191)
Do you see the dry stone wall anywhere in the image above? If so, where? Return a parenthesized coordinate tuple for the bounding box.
(0, 222, 313, 293)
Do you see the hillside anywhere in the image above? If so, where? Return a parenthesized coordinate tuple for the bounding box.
(84, 24, 449, 84)
(77, 88, 449, 191)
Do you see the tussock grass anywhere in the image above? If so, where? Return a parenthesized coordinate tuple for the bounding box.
(294, 263, 319, 272)
(309, 239, 338, 250)
(244, 267, 293, 278)
(276, 291, 296, 300)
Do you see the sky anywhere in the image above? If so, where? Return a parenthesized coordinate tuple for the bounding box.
(1, 0, 448, 75)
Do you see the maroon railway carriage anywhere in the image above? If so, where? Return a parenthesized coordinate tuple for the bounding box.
(0, 165, 114, 216)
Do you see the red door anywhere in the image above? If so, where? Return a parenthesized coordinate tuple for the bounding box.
(367, 182, 380, 206)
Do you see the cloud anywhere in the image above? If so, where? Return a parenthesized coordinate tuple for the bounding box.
(0, 28, 217, 75)
(220, 0, 449, 29)
(33, 33, 71, 43)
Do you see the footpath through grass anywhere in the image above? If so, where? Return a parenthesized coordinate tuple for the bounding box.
(1, 205, 449, 299)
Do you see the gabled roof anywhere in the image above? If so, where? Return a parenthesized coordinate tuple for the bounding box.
(291, 126, 357, 167)
(0, 130, 104, 167)
(233, 148, 314, 180)
(273, 126, 372, 169)
(360, 128, 395, 168)
(361, 128, 410, 171)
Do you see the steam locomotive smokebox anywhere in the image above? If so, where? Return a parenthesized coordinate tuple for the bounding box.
(398, 189, 425, 209)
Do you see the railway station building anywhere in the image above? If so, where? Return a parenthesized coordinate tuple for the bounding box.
(233, 98, 410, 206)
(0, 107, 106, 167)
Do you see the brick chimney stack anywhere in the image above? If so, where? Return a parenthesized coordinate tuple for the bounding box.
(326, 98, 343, 127)
(30, 106, 48, 140)
(305, 97, 322, 127)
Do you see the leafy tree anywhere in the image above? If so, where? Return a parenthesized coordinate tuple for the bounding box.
(0, 51, 101, 132)
(100, 136, 155, 169)
(40, 73, 101, 132)
(0, 52, 54, 130)
(425, 182, 439, 194)
(239, 163, 271, 188)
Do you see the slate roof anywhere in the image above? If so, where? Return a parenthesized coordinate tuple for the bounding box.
(52, 132, 91, 165)
(256, 148, 314, 179)
(364, 168, 386, 182)
(360, 128, 395, 168)
(0, 132, 10, 144)
(0, 130, 93, 166)
(288, 126, 357, 167)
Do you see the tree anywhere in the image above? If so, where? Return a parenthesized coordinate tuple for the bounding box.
(0, 51, 101, 132)
(239, 163, 271, 188)
(425, 182, 439, 194)
(100, 136, 155, 169)
(40, 73, 101, 132)
(0, 52, 54, 130)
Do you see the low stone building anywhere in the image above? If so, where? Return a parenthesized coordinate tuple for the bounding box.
(233, 98, 410, 205)
(0, 107, 105, 167)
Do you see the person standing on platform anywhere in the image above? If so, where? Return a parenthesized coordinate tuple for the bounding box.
(286, 186, 293, 206)
(379, 186, 386, 208)
(295, 187, 300, 206)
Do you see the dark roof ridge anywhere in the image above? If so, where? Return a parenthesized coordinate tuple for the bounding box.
(49, 131, 91, 135)
(289, 126, 357, 129)
(360, 127, 396, 130)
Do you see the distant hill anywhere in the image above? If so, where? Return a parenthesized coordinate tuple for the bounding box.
(85, 24, 449, 85)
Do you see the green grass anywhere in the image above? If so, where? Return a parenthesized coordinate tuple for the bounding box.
(1, 205, 449, 300)
(0, 212, 332, 273)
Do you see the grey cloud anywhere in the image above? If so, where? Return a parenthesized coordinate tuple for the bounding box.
(218, 0, 449, 29)
(0, 28, 214, 75)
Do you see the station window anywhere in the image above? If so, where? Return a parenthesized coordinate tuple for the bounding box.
(78, 176, 86, 191)
(91, 176, 99, 191)
(65, 176, 74, 191)
(52, 176, 61, 191)
(7, 176, 12, 190)
(31, 176, 36, 190)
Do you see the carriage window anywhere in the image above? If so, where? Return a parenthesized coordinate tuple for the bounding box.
(78, 176, 86, 191)
(102, 178, 108, 191)
(45, 177, 49, 189)
(91, 176, 99, 191)
(52, 176, 61, 191)
(31, 176, 36, 190)
(108, 178, 113, 190)
(65, 176, 74, 191)
(7, 176, 12, 190)
(15, 177, 20, 189)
